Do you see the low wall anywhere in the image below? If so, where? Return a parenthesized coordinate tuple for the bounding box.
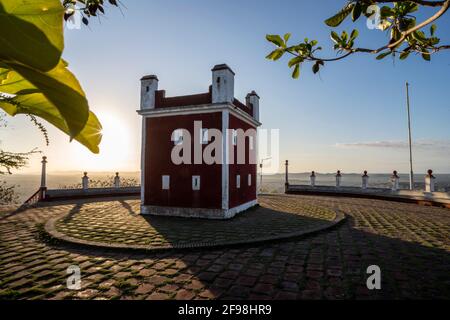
(43, 187, 140, 202)
(286, 185, 450, 208)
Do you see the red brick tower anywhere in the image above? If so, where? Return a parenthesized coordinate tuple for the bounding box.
(138, 64, 261, 219)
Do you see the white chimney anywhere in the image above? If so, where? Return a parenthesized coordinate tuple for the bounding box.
(140, 75, 158, 110)
(246, 91, 260, 121)
(211, 64, 234, 104)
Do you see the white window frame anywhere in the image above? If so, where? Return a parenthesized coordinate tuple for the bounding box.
(192, 176, 201, 191)
(232, 129, 237, 146)
(236, 175, 241, 189)
(201, 128, 209, 145)
(248, 174, 252, 186)
(162, 175, 170, 190)
(172, 129, 184, 146)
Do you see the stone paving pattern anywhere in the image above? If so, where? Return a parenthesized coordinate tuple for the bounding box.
(52, 196, 337, 248)
(0, 194, 449, 300)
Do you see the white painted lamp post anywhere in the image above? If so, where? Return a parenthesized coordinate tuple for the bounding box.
(285, 160, 289, 192)
(391, 170, 400, 191)
(310, 171, 316, 187)
(114, 172, 121, 188)
(40, 156, 47, 200)
(336, 170, 342, 188)
(82, 172, 89, 190)
(425, 169, 435, 193)
(259, 157, 271, 193)
(362, 171, 369, 190)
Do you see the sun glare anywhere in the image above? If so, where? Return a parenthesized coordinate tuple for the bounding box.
(70, 112, 132, 172)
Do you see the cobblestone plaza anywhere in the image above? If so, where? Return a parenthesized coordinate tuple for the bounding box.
(0, 195, 449, 300)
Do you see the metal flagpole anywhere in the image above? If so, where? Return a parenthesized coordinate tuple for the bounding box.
(406, 82, 414, 190)
(259, 157, 271, 193)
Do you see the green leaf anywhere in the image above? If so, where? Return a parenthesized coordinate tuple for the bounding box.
(376, 52, 391, 60)
(283, 33, 291, 43)
(0, 68, 9, 83)
(0, 0, 64, 72)
(1, 60, 90, 140)
(0, 68, 37, 94)
(266, 34, 285, 47)
(378, 19, 392, 31)
(324, 3, 355, 27)
(330, 31, 340, 44)
(292, 64, 300, 79)
(362, 3, 373, 18)
(399, 51, 410, 60)
(412, 31, 427, 42)
(430, 24, 436, 36)
(391, 28, 401, 43)
(429, 36, 440, 46)
(422, 52, 431, 61)
(266, 49, 284, 61)
(380, 6, 394, 18)
(288, 56, 303, 68)
(352, 2, 362, 21)
(312, 62, 320, 74)
(398, 18, 415, 32)
(0, 0, 102, 154)
(350, 29, 359, 41)
(0, 93, 102, 153)
(406, 3, 419, 14)
(75, 112, 102, 153)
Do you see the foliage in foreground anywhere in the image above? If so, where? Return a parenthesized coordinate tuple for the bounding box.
(266, 0, 450, 78)
(0, 0, 119, 153)
(0, 181, 19, 205)
(0, 113, 39, 204)
(0, 149, 40, 175)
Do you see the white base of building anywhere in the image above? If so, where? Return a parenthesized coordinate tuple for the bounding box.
(141, 200, 258, 220)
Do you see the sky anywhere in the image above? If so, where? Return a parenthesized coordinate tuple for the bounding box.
(2, 0, 450, 174)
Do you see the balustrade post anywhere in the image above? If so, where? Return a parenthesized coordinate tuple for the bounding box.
(114, 172, 121, 188)
(425, 169, 435, 193)
(310, 171, 316, 187)
(336, 170, 342, 188)
(362, 171, 369, 190)
(82, 172, 89, 190)
(391, 170, 400, 191)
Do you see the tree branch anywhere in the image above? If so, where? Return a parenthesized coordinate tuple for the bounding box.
(359, 0, 446, 7)
(387, 0, 450, 49)
(306, 0, 450, 60)
(347, 0, 450, 54)
(432, 44, 450, 52)
(267, 0, 450, 78)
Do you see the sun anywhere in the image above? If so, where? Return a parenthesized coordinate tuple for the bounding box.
(99, 113, 131, 159)
(69, 112, 132, 172)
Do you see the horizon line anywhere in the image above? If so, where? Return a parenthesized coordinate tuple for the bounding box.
(11, 171, 450, 176)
